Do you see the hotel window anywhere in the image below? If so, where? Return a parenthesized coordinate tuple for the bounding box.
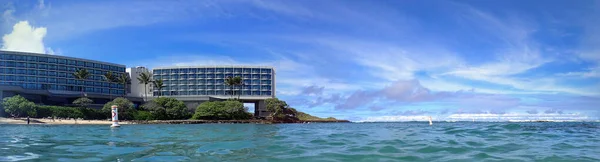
(180, 85, 187, 90)
(180, 74, 187, 79)
(16, 62, 25, 68)
(37, 77, 47, 83)
(26, 76, 35, 82)
(94, 63, 101, 69)
(67, 60, 76, 65)
(225, 68, 233, 73)
(234, 68, 242, 73)
(6, 62, 15, 67)
(225, 74, 233, 78)
(172, 75, 179, 79)
(26, 56, 37, 62)
(48, 58, 57, 63)
(57, 79, 66, 84)
(48, 65, 57, 70)
(198, 68, 205, 73)
(181, 68, 188, 73)
(234, 74, 242, 78)
(76, 61, 84, 66)
(172, 69, 180, 73)
(48, 71, 57, 77)
(189, 74, 196, 79)
(85, 62, 93, 68)
(172, 80, 179, 85)
(15, 55, 25, 61)
(38, 57, 48, 63)
(197, 85, 205, 89)
(189, 68, 197, 73)
(48, 78, 57, 84)
(37, 70, 47, 76)
(58, 66, 66, 71)
(216, 74, 224, 78)
(252, 91, 260, 95)
(58, 59, 66, 64)
(206, 91, 215, 95)
(206, 68, 214, 73)
(244, 91, 251, 95)
(252, 69, 260, 73)
(207, 85, 214, 89)
(17, 76, 25, 81)
(216, 68, 224, 73)
(252, 80, 260, 85)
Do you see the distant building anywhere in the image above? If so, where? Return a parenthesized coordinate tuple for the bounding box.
(0, 50, 140, 108)
(0, 50, 276, 117)
(148, 66, 276, 117)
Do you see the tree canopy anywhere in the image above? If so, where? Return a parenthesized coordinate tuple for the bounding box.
(141, 97, 191, 120)
(102, 97, 135, 120)
(192, 100, 251, 120)
(1, 95, 36, 117)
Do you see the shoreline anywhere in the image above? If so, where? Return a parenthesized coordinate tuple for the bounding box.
(1, 117, 351, 125)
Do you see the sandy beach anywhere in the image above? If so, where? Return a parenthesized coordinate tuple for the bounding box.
(0, 117, 132, 125)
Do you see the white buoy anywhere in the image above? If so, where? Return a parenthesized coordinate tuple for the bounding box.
(428, 116, 433, 126)
(110, 105, 120, 127)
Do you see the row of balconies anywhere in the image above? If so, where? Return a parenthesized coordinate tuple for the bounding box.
(154, 71, 271, 75)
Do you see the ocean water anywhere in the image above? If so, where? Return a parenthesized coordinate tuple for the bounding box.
(0, 122, 599, 162)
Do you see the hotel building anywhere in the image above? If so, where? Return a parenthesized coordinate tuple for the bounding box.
(1, 50, 275, 117)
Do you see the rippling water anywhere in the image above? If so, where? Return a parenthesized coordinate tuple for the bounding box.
(1, 122, 599, 162)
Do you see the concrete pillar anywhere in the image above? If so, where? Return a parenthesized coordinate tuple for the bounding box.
(256, 100, 267, 117)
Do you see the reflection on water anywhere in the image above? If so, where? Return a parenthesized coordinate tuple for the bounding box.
(0, 123, 599, 161)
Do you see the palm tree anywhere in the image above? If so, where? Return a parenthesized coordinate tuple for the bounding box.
(73, 69, 91, 97)
(116, 73, 131, 97)
(137, 71, 152, 101)
(103, 72, 117, 100)
(153, 79, 165, 98)
(232, 76, 243, 100)
(224, 76, 236, 99)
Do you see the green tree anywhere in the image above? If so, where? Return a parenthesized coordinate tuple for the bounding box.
(1, 95, 36, 117)
(192, 100, 251, 120)
(102, 97, 135, 120)
(153, 79, 165, 98)
(73, 97, 93, 108)
(265, 98, 288, 120)
(103, 72, 117, 99)
(224, 76, 244, 100)
(142, 97, 190, 120)
(137, 71, 152, 101)
(224, 76, 236, 99)
(73, 68, 91, 97)
(116, 73, 131, 97)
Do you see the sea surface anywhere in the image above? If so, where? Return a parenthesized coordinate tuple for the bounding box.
(0, 122, 599, 162)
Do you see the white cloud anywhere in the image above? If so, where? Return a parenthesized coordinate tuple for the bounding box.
(1, 21, 53, 54)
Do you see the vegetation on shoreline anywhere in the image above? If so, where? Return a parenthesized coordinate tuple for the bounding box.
(1, 95, 343, 123)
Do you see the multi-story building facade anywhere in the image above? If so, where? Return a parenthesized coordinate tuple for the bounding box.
(0, 50, 129, 107)
(151, 66, 275, 117)
(0, 50, 276, 117)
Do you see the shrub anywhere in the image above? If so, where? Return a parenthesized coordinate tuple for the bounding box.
(36, 105, 84, 119)
(73, 97, 93, 108)
(133, 111, 153, 120)
(141, 97, 191, 120)
(102, 97, 136, 120)
(80, 108, 108, 120)
(1, 95, 36, 117)
(192, 100, 251, 120)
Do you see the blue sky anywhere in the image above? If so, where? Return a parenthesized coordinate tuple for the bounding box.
(1, 0, 599, 121)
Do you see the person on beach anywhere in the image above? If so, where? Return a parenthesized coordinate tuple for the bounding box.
(27, 116, 30, 125)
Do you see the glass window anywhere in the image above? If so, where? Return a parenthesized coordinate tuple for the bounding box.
(234, 68, 242, 73)
(206, 68, 214, 73)
(225, 68, 233, 73)
(68, 60, 76, 65)
(189, 68, 196, 73)
(86, 62, 93, 67)
(48, 65, 57, 70)
(216, 68, 224, 73)
(58, 65, 66, 71)
(181, 68, 188, 73)
(38, 57, 48, 62)
(27, 56, 36, 62)
(48, 58, 57, 63)
(16, 62, 25, 68)
(252, 69, 260, 73)
(15, 55, 25, 61)
(172, 69, 180, 73)
(77, 61, 84, 66)
(37, 77, 47, 83)
(48, 71, 57, 77)
(58, 59, 66, 64)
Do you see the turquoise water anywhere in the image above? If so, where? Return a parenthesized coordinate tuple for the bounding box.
(1, 122, 599, 162)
